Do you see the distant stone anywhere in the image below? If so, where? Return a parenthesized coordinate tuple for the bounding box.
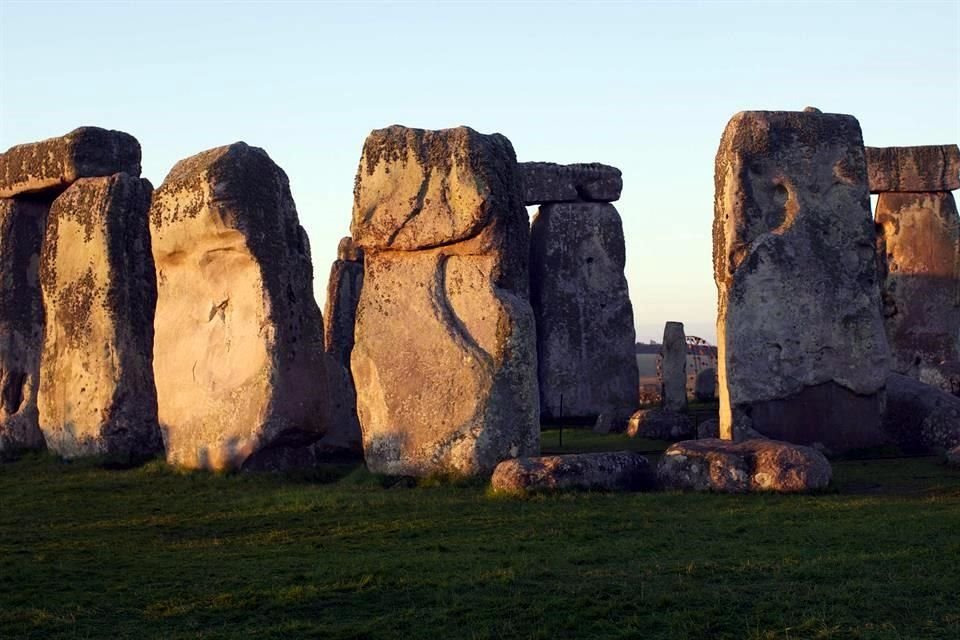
(351, 125, 539, 477)
(947, 446, 960, 467)
(803, 107, 822, 113)
(324, 243, 364, 370)
(697, 417, 719, 439)
(0, 127, 141, 199)
(531, 202, 638, 425)
(876, 191, 960, 390)
(883, 373, 960, 454)
(337, 236, 363, 262)
(696, 416, 766, 442)
(490, 451, 654, 493)
(626, 408, 693, 440)
(657, 438, 831, 493)
(714, 110, 890, 452)
(150, 143, 355, 470)
(38, 174, 162, 463)
(865, 145, 960, 193)
(0, 199, 47, 457)
(519, 162, 622, 204)
(695, 367, 716, 401)
(661, 322, 687, 412)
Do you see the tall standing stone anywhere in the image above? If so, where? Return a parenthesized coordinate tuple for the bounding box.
(661, 321, 687, 412)
(713, 110, 890, 452)
(530, 202, 639, 424)
(324, 237, 364, 369)
(38, 174, 163, 462)
(149, 143, 354, 470)
(351, 125, 539, 476)
(870, 145, 960, 393)
(0, 199, 47, 457)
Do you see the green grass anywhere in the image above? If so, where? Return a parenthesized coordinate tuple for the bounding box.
(1, 431, 959, 640)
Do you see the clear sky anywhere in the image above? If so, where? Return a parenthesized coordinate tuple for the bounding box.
(2, 1, 958, 343)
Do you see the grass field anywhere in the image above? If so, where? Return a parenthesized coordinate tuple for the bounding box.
(1, 430, 959, 640)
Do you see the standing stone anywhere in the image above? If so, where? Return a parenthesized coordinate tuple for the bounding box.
(661, 321, 687, 412)
(38, 174, 162, 462)
(0, 127, 141, 199)
(324, 237, 364, 369)
(0, 199, 47, 457)
(149, 143, 353, 470)
(351, 125, 539, 477)
(530, 202, 639, 425)
(714, 110, 890, 452)
(876, 191, 960, 390)
(695, 367, 717, 401)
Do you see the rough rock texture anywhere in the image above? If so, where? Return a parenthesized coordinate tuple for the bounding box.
(865, 145, 960, 193)
(876, 192, 960, 390)
(661, 322, 687, 412)
(697, 418, 720, 439)
(947, 446, 960, 467)
(713, 110, 890, 452)
(883, 373, 960, 454)
(0, 127, 141, 199)
(37, 174, 162, 462)
(351, 126, 539, 477)
(324, 237, 364, 369)
(150, 143, 355, 470)
(695, 368, 717, 401)
(530, 202, 638, 424)
(519, 162, 622, 205)
(0, 199, 48, 457)
(696, 416, 765, 441)
(626, 408, 693, 440)
(490, 451, 654, 493)
(657, 438, 831, 493)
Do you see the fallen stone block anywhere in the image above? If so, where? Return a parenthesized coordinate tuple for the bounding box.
(519, 162, 622, 204)
(491, 451, 654, 492)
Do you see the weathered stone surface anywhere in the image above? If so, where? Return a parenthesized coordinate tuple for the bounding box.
(0, 199, 47, 457)
(490, 451, 654, 493)
(883, 373, 960, 454)
(714, 110, 890, 452)
(519, 162, 623, 204)
(626, 408, 693, 440)
(876, 192, 960, 389)
(697, 417, 720, 439)
(337, 235, 363, 263)
(531, 202, 638, 424)
(0, 127, 141, 199)
(38, 174, 162, 462)
(865, 145, 960, 193)
(947, 446, 960, 467)
(150, 143, 354, 470)
(657, 438, 831, 493)
(324, 240, 364, 370)
(661, 322, 687, 412)
(351, 126, 539, 477)
(695, 367, 717, 401)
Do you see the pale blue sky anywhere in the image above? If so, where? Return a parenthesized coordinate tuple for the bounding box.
(2, 1, 958, 342)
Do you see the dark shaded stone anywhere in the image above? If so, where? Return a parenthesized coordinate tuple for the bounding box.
(491, 451, 654, 493)
(695, 368, 717, 401)
(883, 373, 960, 454)
(0, 127, 141, 199)
(519, 162, 622, 204)
(661, 322, 687, 412)
(626, 408, 693, 440)
(324, 247, 364, 370)
(865, 145, 960, 193)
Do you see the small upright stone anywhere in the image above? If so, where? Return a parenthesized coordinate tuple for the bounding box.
(695, 367, 717, 401)
(0, 199, 47, 457)
(865, 145, 960, 193)
(150, 143, 354, 470)
(714, 110, 890, 452)
(0, 127, 141, 199)
(38, 174, 162, 462)
(324, 237, 364, 369)
(661, 322, 687, 412)
(519, 162, 622, 205)
(530, 202, 639, 426)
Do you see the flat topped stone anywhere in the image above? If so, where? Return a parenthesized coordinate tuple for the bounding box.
(520, 162, 622, 204)
(490, 451, 654, 493)
(657, 438, 831, 493)
(866, 145, 960, 193)
(337, 236, 363, 262)
(0, 127, 141, 199)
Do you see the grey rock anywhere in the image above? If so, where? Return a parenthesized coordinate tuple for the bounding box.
(694, 367, 717, 401)
(337, 236, 363, 263)
(661, 322, 687, 412)
(883, 373, 960, 453)
(324, 255, 364, 370)
(713, 110, 890, 452)
(530, 202, 638, 424)
(876, 191, 960, 390)
(519, 162, 622, 204)
(626, 408, 693, 440)
(0, 127, 141, 199)
(38, 174, 162, 463)
(865, 145, 960, 193)
(351, 126, 539, 477)
(0, 198, 47, 458)
(657, 438, 831, 493)
(491, 451, 654, 493)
